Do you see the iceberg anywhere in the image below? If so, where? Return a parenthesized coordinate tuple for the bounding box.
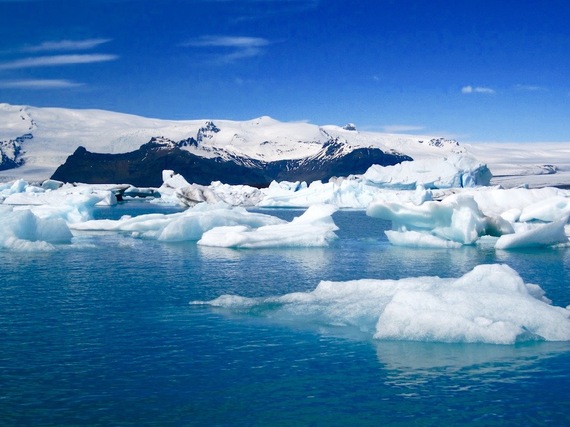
(157, 171, 263, 207)
(176, 181, 263, 207)
(72, 202, 338, 248)
(194, 264, 570, 345)
(465, 187, 569, 218)
(367, 187, 570, 249)
(71, 202, 286, 242)
(362, 155, 492, 189)
(2, 180, 117, 222)
(495, 217, 569, 249)
(0, 206, 72, 251)
(197, 204, 339, 248)
(156, 154, 490, 209)
(367, 194, 513, 247)
(519, 196, 570, 223)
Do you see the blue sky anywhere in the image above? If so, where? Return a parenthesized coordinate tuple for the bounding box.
(0, 0, 569, 143)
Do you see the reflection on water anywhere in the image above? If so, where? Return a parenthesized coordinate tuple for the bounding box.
(375, 340, 570, 378)
(198, 245, 331, 274)
(374, 339, 570, 409)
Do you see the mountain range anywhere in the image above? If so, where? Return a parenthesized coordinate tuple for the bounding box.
(0, 103, 466, 186)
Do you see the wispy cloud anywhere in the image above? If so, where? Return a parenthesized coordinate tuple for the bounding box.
(0, 54, 118, 70)
(514, 84, 547, 92)
(382, 125, 425, 133)
(461, 85, 495, 95)
(182, 35, 271, 63)
(0, 79, 84, 89)
(22, 38, 112, 52)
(185, 36, 270, 48)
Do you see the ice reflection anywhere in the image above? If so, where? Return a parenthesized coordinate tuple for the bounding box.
(198, 245, 332, 275)
(374, 340, 570, 390)
(362, 244, 491, 281)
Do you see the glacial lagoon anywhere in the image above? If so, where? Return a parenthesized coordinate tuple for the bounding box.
(1, 204, 569, 425)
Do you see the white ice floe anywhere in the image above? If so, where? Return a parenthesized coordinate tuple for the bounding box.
(155, 155, 489, 209)
(2, 183, 115, 223)
(197, 204, 338, 248)
(464, 187, 569, 219)
(367, 194, 513, 247)
(2, 166, 569, 252)
(0, 205, 72, 251)
(362, 155, 492, 189)
(367, 186, 570, 249)
(157, 170, 263, 207)
(193, 264, 570, 345)
(72, 202, 338, 248)
(495, 217, 569, 250)
(256, 156, 488, 208)
(71, 202, 286, 242)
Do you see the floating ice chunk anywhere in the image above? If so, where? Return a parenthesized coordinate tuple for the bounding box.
(258, 178, 437, 209)
(156, 170, 264, 206)
(259, 180, 344, 208)
(158, 204, 285, 242)
(71, 202, 287, 242)
(197, 204, 338, 248)
(2, 183, 115, 222)
(367, 194, 511, 247)
(176, 183, 221, 205)
(362, 155, 492, 189)
(467, 187, 568, 218)
(41, 179, 64, 191)
(208, 181, 263, 206)
(176, 181, 263, 207)
(519, 197, 570, 223)
(0, 206, 72, 251)
(0, 179, 28, 202)
(156, 170, 192, 204)
(161, 169, 191, 190)
(194, 264, 570, 345)
(495, 216, 569, 249)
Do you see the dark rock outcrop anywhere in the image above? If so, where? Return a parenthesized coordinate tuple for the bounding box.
(51, 137, 413, 187)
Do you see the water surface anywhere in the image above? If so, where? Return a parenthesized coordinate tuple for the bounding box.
(1, 205, 569, 426)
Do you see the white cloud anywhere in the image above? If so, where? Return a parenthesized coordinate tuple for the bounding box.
(185, 35, 270, 48)
(22, 38, 112, 52)
(0, 54, 118, 70)
(461, 85, 495, 95)
(0, 79, 84, 89)
(183, 35, 270, 63)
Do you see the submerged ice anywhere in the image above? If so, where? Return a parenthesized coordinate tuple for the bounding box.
(194, 264, 570, 345)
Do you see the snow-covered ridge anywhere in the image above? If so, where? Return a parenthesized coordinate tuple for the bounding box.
(0, 103, 463, 182)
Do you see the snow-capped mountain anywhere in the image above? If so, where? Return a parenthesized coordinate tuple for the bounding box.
(0, 103, 466, 184)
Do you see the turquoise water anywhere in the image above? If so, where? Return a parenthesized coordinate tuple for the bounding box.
(1, 204, 570, 426)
